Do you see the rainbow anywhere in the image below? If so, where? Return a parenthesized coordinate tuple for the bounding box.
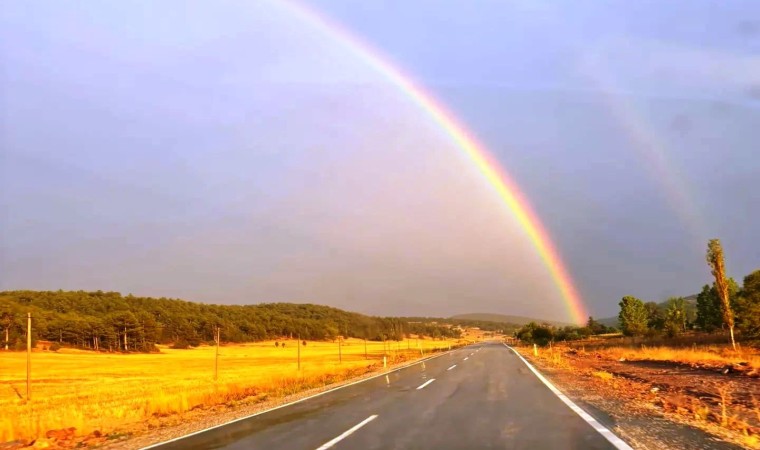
(278, 1, 588, 324)
(581, 61, 705, 248)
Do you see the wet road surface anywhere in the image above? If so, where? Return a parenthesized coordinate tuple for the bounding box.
(148, 342, 628, 450)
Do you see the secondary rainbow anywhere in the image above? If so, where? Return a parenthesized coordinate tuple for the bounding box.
(279, 1, 588, 324)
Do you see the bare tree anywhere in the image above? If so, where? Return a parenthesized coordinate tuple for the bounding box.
(706, 239, 736, 350)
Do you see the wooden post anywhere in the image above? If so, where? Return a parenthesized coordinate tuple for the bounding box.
(297, 333, 301, 371)
(338, 336, 342, 363)
(26, 312, 31, 401)
(363, 338, 367, 360)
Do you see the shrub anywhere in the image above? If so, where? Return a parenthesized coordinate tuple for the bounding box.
(49, 343, 61, 352)
(171, 339, 190, 349)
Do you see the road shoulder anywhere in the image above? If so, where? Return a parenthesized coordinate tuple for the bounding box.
(513, 347, 753, 449)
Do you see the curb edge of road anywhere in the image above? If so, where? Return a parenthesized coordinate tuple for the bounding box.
(504, 343, 634, 450)
(140, 346, 462, 449)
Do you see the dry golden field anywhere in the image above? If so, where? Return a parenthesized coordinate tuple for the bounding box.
(1, 337, 463, 443)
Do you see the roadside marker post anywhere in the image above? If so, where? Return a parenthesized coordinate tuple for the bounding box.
(533, 344, 538, 356)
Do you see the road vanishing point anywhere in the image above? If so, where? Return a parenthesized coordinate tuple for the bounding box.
(146, 342, 631, 450)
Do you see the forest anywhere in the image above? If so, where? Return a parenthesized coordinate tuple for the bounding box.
(0, 290, 468, 352)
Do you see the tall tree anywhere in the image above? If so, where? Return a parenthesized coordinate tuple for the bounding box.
(706, 239, 736, 350)
(618, 296, 649, 337)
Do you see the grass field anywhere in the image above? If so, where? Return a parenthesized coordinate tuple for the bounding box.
(1, 337, 462, 443)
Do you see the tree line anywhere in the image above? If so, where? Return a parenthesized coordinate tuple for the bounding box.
(0, 290, 464, 352)
(516, 239, 759, 346)
(514, 317, 617, 346)
(617, 240, 759, 346)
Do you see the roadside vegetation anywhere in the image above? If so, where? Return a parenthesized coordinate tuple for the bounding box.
(515, 240, 759, 350)
(514, 239, 760, 448)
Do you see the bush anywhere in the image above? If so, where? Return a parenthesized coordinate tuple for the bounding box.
(171, 339, 190, 349)
(49, 343, 61, 352)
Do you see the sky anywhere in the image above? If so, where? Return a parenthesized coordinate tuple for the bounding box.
(1, 1, 758, 322)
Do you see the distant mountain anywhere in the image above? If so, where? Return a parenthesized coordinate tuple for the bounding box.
(597, 294, 698, 328)
(450, 313, 573, 327)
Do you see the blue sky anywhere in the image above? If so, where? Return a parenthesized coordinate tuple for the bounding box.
(1, 1, 758, 321)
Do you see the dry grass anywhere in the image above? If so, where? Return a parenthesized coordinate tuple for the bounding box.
(592, 370, 614, 382)
(596, 344, 760, 371)
(0, 337, 460, 443)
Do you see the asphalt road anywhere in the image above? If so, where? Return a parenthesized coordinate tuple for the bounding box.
(150, 342, 626, 450)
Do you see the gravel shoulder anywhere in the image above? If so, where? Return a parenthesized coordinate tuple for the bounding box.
(516, 347, 759, 450)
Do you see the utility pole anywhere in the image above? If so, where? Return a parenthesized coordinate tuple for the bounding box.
(338, 336, 342, 363)
(26, 313, 31, 401)
(297, 333, 301, 371)
(363, 337, 367, 360)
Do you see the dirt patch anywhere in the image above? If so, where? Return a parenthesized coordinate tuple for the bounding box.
(519, 346, 760, 449)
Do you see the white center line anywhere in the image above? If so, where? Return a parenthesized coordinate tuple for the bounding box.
(447, 364, 457, 371)
(315, 415, 378, 450)
(463, 357, 469, 361)
(416, 378, 436, 390)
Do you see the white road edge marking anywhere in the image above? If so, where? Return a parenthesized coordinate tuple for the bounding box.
(315, 415, 378, 450)
(504, 344, 634, 450)
(416, 378, 436, 390)
(140, 351, 453, 449)
(463, 357, 469, 361)
(447, 364, 457, 371)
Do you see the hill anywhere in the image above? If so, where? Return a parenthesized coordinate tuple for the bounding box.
(0, 290, 462, 352)
(597, 294, 698, 327)
(450, 313, 573, 328)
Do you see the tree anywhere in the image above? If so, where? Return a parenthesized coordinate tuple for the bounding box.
(706, 239, 736, 350)
(1, 310, 14, 350)
(618, 296, 649, 337)
(696, 284, 721, 332)
(644, 301, 664, 330)
(663, 297, 686, 337)
(736, 270, 760, 337)
(586, 316, 607, 335)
